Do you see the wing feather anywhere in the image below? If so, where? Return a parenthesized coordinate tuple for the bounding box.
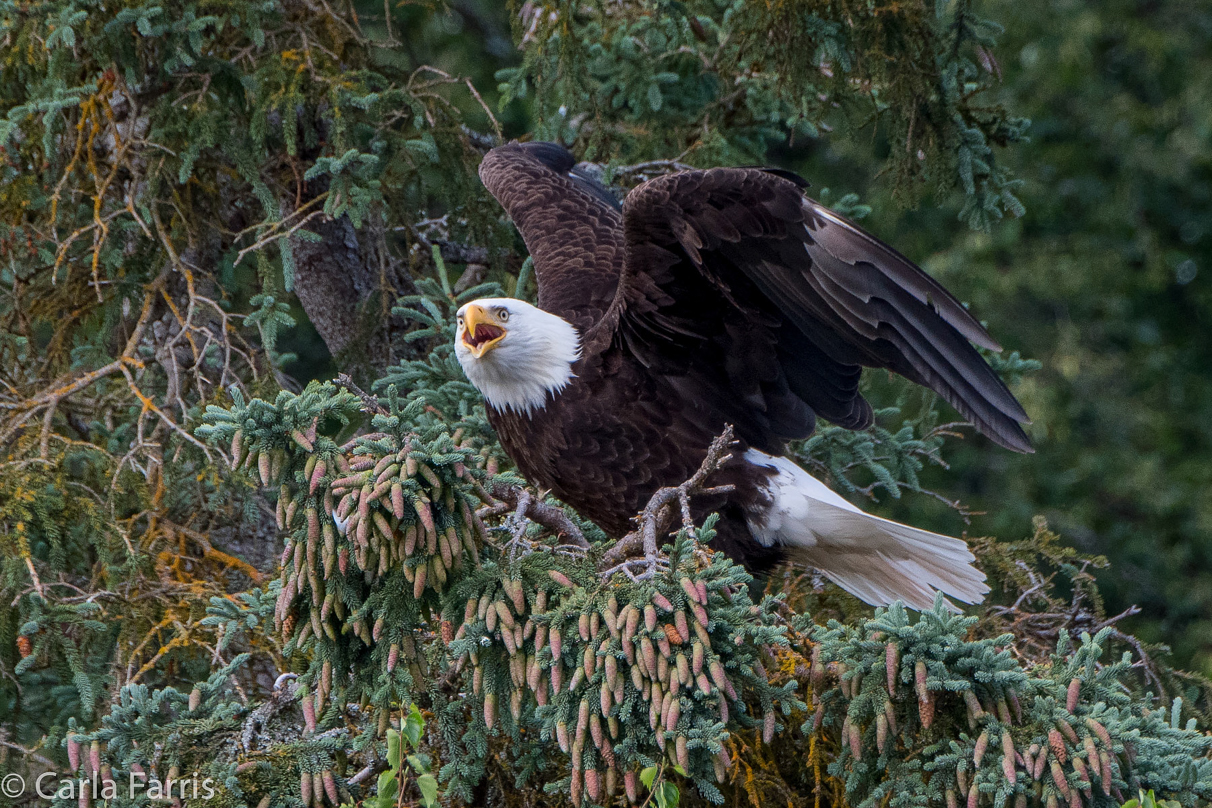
(804, 205, 1001, 350)
(776, 244, 1029, 423)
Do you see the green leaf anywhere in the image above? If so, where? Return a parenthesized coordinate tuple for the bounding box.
(375, 771, 398, 807)
(647, 84, 663, 111)
(640, 766, 657, 790)
(403, 703, 424, 748)
(386, 728, 401, 769)
(416, 773, 439, 807)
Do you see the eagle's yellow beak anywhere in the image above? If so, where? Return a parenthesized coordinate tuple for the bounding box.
(461, 304, 506, 358)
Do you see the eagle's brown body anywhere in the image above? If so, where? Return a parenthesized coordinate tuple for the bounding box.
(474, 141, 1031, 585)
(490, 336, 786, 569)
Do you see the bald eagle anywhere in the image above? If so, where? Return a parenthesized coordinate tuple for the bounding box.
(455, 141, 1031, 610)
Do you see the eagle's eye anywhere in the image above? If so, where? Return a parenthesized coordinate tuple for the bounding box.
(497, 308, 510, 322)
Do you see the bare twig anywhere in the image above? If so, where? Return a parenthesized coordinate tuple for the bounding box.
(347, 763, 381, 785)
(334, 373, 388, 416)
(479, 479, 589, 549)
(461, 124, 500, 152)
(0, 733, 57, 769)
(232, 201, 328, 268)
(433, 240, 491, 265)
(611, 152, 695, 185)
(981, 552, 1172, 701)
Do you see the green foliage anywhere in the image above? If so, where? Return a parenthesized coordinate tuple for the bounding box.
(0, 0, 515, 765)
(641, 762, 684, 808)
(802, 0, 1212, 674)
(442, 526, 802, 804)
(501, 0, 1028, 228)
(1122, 791, 1183, 808)
(374, 247, 502, 446)
(191, 366, 809, 804)
(805, 602, 1212, 807)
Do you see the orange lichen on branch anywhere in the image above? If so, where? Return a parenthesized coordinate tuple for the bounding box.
(47, 94, 91, 227)
(164, 521, 266, 585)
(730, 729, 801, 808)
(129, 630, 195, 685)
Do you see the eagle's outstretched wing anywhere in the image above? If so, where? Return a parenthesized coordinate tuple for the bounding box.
(477, 142, 625, 332)
(607, 167, 1032, 453)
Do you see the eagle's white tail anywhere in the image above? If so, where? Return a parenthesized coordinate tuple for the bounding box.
(744, 451, 988, 611)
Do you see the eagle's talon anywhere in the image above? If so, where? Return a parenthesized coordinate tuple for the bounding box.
(503, 489, 534, 561)
(600, 554, 670, 583)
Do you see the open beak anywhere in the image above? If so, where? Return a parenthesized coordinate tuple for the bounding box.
(462, 304, 506, 358)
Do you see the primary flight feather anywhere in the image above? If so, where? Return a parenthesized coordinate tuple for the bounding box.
(455, 141, 1032, 610)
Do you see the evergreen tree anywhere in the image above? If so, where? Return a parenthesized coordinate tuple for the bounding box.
(2, 1, 1210, 806)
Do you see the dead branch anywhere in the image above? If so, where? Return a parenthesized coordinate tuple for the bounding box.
(433, 240, 491, 265)
(478, 479, 589, 549)
(0, 731, 57, 769)
(609, 152, 696, 186)
(334, 373, 388, 416)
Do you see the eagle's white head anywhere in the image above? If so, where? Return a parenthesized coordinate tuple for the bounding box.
(454, 298, 581, 416)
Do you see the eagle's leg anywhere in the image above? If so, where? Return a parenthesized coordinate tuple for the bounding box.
(503, 488, 534, 562)
(599, 485, 678, 580)
(479, 480, 591, 558)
